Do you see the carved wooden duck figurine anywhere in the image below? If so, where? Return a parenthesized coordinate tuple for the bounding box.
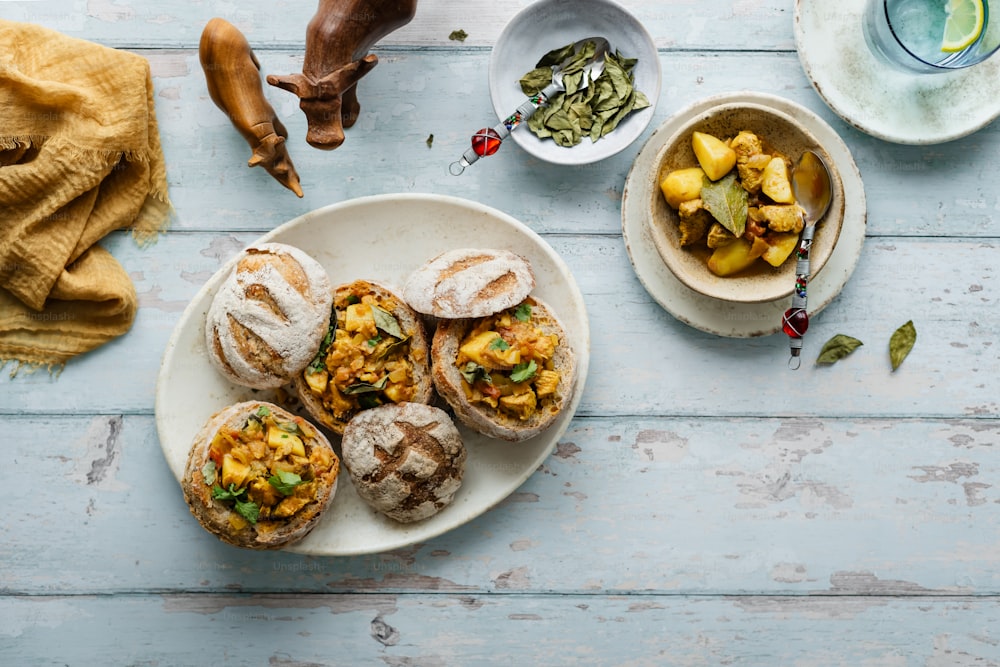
(200, 18, 304, 197)
(267, 0, 418, 150)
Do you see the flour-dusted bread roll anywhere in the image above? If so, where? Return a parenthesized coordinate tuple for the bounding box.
(341, 402, 466, 523)
(432, 296, 576, 442)
(206, 242, 333, 389)
(182, 401, 340, 550)
(292, 280, 434, 435)
(402, 248, 535, 319)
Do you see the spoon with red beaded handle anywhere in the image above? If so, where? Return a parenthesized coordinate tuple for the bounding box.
(782, 150, 833, 369)
(449, 36, 609, 176)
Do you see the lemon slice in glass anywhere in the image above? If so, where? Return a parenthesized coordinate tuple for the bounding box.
(941, 0, 985, 53)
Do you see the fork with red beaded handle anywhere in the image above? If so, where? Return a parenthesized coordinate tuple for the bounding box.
(782, 224, 814, 370)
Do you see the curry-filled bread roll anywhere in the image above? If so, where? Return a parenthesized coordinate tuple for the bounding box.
(205, 242, 333, 389)
(182, 401, 340, 550)
(342, 402, 467, 523)
(431, 295, 576, 442)
(292, 280, 434, 435)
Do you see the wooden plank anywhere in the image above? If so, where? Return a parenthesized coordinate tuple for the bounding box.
(0, 232, 996, 418)
(139, 48, 1000, 238)
(4, 414, 1000, 594)
(4, 0, 798, 50)
(4, 593, 1000, 665)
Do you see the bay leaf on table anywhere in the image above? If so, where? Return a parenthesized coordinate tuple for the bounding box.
(889, 320, 916, 371)
(816, 334, 863, 365)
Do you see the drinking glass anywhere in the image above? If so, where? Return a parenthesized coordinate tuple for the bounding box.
(863, 0, 1000, 72)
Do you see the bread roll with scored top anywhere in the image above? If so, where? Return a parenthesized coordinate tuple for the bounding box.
(206, 243, 333, 389)
(341, 402, 466, 523)
(432, 295, 576, 442)
(182, 400, 340, 550)
(293, 279, 434, 435)
(402, 248, 535, 319)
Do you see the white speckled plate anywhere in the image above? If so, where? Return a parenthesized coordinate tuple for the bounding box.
(622, 92, 867, 338)
(794, 0, 1000, 144)
(155, 194, 590, 555)
(489, 0, 660, 165)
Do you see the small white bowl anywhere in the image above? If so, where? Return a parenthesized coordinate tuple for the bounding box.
(489, 0, 660, 166)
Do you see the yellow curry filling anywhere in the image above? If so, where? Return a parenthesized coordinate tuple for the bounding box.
(303, 290, 420, 421)
(456, 301, 562, 421)
(203, 406, 334, 530)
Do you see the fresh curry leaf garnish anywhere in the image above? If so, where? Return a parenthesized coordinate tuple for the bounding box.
(268, 470, 304, 496)
(460, 362, 492, 386)
(700, 172, 748, 237)
(489, 337, 511, 351)
(343, 376, 389, 395)
(514, 303, 532, 322)
(371, 305, 405, 340)
(201, 460, 217, 486)
(890, 320, 916, 371)
(816, 334, 864, 366)
(358, 394, 381, 409)
(510, 359, 538, 383)
(374, 335, 411, 361)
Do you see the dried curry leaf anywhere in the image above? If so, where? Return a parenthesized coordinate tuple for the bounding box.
(816, 334, 864, 365)
(700, 173, 748, 237)
(889, 320, 916, 371)
(343, 376, 389, 395)
(448, 29, 468, 42)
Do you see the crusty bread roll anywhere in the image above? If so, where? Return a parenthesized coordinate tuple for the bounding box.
(431, 295, 576, 442)
(292, 280, 434, 435)
(206, 243, 333, 389)
(182, 401, 340, 550)
(402, 248, 535, 319)
(341, 402, 466, 523)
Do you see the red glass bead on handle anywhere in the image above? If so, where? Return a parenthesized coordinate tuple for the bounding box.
(782, 307, 809, 339)
(471, 128, 502, 157)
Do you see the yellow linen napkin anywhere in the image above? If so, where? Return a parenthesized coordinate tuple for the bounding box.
(0, 19, 171, 370)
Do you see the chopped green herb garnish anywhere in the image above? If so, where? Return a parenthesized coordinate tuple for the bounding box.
(514, 303, 532, 322)
(255, 406, 271, 417)
(489, 337, 511, 351)
(233, 497, 259, 524)
(510, 359, 538, 383)
(276, 421, 304, 436)
(201, 460, 217, 486)
(268, 470, 305, 496)
(346, 294, 361, 305)
(368, 335, 383, 347)
(211, 483, 259, 524)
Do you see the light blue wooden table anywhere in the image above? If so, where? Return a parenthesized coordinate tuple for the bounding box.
(4, 1, 1000, 664)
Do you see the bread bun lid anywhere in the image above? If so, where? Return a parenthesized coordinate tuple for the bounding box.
(431, 295, 576, 442)
(206, 243, 333, 389)
(292, 279, 434, 435)
(402, 248, 535, 319)
(342, 402, 466, 523)
(182, 401, 340, 550)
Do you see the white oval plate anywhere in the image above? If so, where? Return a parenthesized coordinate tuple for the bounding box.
(795, 0, 1000, 144)
(622, 91, 867, 338)
(155, 194, 590, 555)
(489, 0, 660, 165)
